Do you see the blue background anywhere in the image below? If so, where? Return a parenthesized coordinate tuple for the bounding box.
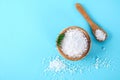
(0, 0, 120, 80)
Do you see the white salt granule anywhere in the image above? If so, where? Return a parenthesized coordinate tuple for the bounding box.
(44, 56, 111, 78)
(94, 57, 110, 69)
(48, 57, 66, 72)
(95, 29, 106, 41)
(94, 58, 99, 69)
(61, 29, 88, 58)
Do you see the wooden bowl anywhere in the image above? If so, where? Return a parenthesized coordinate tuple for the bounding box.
(56, 26, 91, 61)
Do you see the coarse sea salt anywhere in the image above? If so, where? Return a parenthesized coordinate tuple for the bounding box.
(48, 57, 66, 72)
(61, 29, 88, 58)
(94, 57, 111, 69)
(95, 29, 106, 41)
(44, 56, 111, 74)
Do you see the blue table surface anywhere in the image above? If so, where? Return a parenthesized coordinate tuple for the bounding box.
(0, 0, 120, 80)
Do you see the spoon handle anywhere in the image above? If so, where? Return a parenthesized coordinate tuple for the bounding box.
(76, 3, 97, 30)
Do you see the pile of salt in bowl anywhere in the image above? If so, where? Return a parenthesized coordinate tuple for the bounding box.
(57, 27, 91, 61)
(61, 28, 88, 58)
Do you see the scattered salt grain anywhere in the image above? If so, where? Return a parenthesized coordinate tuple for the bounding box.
(95, 29, 106, 41)
(101, 46, 106, 51)
(94, 57, 110, 69)
(44, 56, 111, 75)
(61, 29, 88, 58)
(94, 58, 100, 69)
(48, 57, 66, 72)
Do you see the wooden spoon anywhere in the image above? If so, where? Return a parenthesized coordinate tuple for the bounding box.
(56, 26, 91, 61)
(76, 3, 107, 41)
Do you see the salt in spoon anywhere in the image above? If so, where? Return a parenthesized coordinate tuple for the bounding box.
(76, 3, 107, 42)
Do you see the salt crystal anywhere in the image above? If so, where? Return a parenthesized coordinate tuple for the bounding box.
(61, 29, 88, 58)
(48, 57, 66, 72)
(94, 58, 99, 69)
(44, 56, 111, 76)
(94, 57, 111, 69)
(101, 46, 106, 51)
(95, 29, 106, 41)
